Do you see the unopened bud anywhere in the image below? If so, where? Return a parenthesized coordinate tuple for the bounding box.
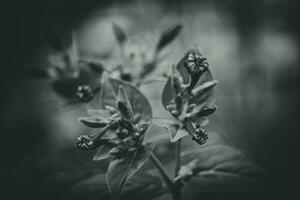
(184, 52, 209, 74)
(75, 85, 94, 102)
(196, 105, 217, 116)
(75, 135, 94, 150)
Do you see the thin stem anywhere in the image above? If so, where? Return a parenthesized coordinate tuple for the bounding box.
(173, 139, 183, 200)
(149, 152, 173, 190)
(174, 139, 182, 177)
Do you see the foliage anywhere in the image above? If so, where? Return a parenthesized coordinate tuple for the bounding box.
(45, 24, 266, 200)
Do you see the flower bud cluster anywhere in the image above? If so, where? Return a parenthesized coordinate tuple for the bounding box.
(166, 50, 217, 145)
(75, 86, 150, 159)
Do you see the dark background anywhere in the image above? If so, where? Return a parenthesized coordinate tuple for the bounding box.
(1, 0, 300, 199)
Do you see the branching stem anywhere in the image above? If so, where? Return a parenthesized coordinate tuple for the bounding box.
(149, 152, 173, 189)
(149, 152, 182, 200)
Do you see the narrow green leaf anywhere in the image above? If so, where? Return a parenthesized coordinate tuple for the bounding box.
(191, 80, 218, 97)
(79, 117, 110, 128)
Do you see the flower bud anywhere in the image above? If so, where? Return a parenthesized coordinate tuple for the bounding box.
(184, 52, 209, 74)
(192, 128, 208, 145)
(75, 85, 94, 102)
(196, 105, 217, 117)
(75, 135, 94, 150)
(191, 80, 218, 97)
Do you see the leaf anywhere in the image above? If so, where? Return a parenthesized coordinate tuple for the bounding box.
(67, 171, 165, 200)
(112, 23, 127, 45)
(161, 77, 176, 109)
(173, 128, 189, 142)
(105, 78, 153, 123)
(80, 61, 105, 75)
(191, 80, 218, 97)
(79, 117, 110, 128)
(140, 61, 157, 79)
(152, 118, 188, 142)
(106, 143, 154, 200)
(117, 86, 134, 121)
(93, 145, 111, 161)
(181, 144, 268, 194)
(87, 109, 112, 119)
(100, 77, 118, 109)
(178, 159, 198, 180)
(156, 24, 183, 53)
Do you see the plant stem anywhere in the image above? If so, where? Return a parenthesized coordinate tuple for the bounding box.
(149, 152, 173, 190)
(173, 139, 182, 200)
(174, 139, 182, 177)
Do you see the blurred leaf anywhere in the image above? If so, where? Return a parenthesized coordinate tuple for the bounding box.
(52, 68, 98, 100)
(181, 144, 267, 193)
(102, 78, 153, 123)
(21, 67, 50, 79)
(80, 61, 105, 75)
(156, 25, 183, 53)
(100, 77, 118, 109)
(112, 23, 127, 45)
(106, 143, 154, 199)
(67, 171, 164, 200)
(140, 61, 157, 79)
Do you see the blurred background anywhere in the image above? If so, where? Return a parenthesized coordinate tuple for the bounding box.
(1, 0, 300, 199)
